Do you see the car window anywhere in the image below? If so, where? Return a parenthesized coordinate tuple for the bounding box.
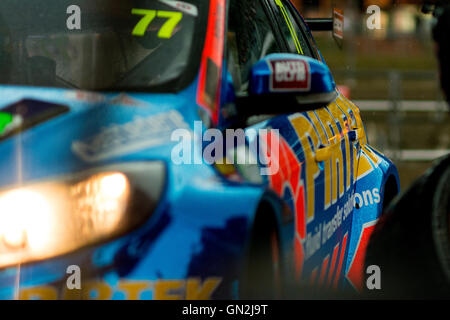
(270, 0, 313, 57)
(227, 0, 281, 93)
(0, 0, 207, 91)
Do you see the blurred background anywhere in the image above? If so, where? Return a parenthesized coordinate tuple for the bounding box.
(292, 0, 449, 190)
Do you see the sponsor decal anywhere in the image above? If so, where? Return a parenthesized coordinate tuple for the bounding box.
(269, 59, 311, 92)
(353, 188, 381, 209)
(333, 8, 344, 40)
(72, 110, 189, 162)
(19, 277, 221, 300)
(310, 234, 348, 289)
(346, 220, 378, 291)
(304, 194, 353, 262)
(332, 233, 348, 288)
(266, 94, 368, 287)
(327, 243, 341, 286)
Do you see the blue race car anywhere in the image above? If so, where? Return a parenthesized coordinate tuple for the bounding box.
(0, 0, 399, 299)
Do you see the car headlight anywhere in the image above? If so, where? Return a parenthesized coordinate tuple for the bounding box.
(0, 162, 165, 269)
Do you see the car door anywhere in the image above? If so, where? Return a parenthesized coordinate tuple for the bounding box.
(225, 0, 325, 285)
(226, 0, 358, 288)
(265, 0, 361, 288)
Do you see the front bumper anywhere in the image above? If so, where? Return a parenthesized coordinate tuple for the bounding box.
(0, 201, 247, 300)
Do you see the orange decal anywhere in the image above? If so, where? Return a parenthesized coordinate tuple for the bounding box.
(318, 255, 330, 286)
(261, 132, 306, 279)
(196, 0, 225, 124)
(333, 233, 348, 289)
(346, 221, 377, 291)
(310, 267, 318, 286)
(327, 243, 340, 286)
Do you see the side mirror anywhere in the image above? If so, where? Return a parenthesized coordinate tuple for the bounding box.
(237, 53, 337, 116)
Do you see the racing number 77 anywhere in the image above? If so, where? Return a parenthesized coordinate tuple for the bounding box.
(131, 8, 183, 38)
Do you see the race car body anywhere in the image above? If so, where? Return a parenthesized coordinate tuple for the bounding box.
(0, 0, 399, 299)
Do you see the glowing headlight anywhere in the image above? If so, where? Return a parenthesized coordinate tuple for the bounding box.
(0, 162, 165, 269)
(0, 189, 53, 250)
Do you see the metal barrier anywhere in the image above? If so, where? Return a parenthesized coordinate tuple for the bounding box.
(333, 69, 449, 163)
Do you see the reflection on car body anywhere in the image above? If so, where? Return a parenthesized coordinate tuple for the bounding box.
(0, 0, 399, 299)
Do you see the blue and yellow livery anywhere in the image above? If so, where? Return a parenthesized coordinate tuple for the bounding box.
(0, 0, 399, 299)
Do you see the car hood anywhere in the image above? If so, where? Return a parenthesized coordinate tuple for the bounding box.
(0, 85, 197, 189)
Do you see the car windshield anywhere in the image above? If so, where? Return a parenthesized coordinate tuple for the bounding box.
(0, 0, 204, 91)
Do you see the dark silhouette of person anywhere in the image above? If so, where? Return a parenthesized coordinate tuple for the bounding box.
(433, 4, 450, 106)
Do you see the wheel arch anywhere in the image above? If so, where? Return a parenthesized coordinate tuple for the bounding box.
(246, 190, 296, 275)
